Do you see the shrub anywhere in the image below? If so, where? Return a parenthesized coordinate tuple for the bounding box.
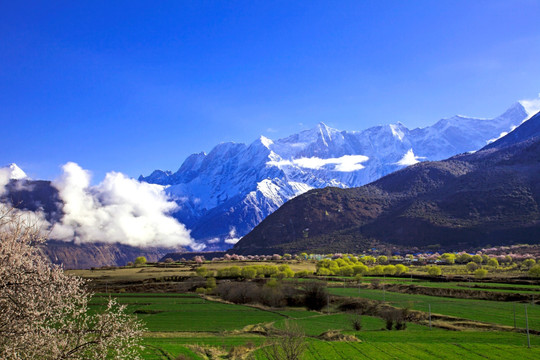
(487, 258, 499, 268)
(262, 321, 306, 360)
(466, 261, 479, 272)
(350, 313, 362, 331)
(195, 266, 208, 277)
(474, 268, 488, 279)
(352, 264, 369, 275)
(134, 256, 147, 266)
(383, 265, 396, 275)
(395, 264, 408, 275)
(303, 281, 328, 311)
(529, 265, 540, 277)
(427, 266, 442, 276)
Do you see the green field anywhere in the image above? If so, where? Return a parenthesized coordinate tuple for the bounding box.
(328, 287, 540, 330)
(92, 291, 540, 359)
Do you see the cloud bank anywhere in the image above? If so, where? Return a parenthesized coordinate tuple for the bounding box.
(268, 154, 369, 172)
(49, 162, 203, 250)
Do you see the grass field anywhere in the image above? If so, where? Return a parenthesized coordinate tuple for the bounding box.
(328, 287, 540, 330)
(77, 261, 540, 359)
(91, 291, 540, 359)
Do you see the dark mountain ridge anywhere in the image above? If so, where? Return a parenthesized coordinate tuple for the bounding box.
(233, 112, 540, 255)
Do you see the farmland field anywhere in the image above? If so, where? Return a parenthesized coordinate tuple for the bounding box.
(79, 260, 540, 359)
(91, 290, 540, 359)
(328, 287, 540, 330)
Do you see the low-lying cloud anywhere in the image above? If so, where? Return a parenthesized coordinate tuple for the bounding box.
(47, 162, 203, 250)
(395, 149, 423, 166)
(268, 154, 369, 172)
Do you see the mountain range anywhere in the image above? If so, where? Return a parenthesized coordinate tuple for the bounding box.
(140, 101, 535, 250)
(232, 110, 540, 255)
(2, 99, 539, 267)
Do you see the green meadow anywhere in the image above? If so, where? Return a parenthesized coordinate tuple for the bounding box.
(90, 289, 540, 359)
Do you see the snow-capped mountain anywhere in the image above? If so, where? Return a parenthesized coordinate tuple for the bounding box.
(1, 163, 28, 180)
(140, 101, 532, 250)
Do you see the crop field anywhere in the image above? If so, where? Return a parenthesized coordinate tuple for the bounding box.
(346, 278, 540, 294)
(90, 290, 540, 359)
(77, 260, 540, 359)
(328, 287, 540, 330)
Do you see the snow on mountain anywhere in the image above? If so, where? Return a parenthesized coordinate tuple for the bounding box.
(0, 163, 28, 195)
(4, 163, 28, 180)
(140, 102, 530, 250)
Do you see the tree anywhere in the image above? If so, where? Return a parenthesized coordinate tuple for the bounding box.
(529, 265, 540, 277)
(466, 261, 479, 272)
(0, 206, 144, 359)
(303, 281, 328, 311)
(352, 264, 368, 275)
(487, 258, 499, 268)
(196, 266, 209, 277)
(440, 253, 456, 264)
(427, 266, 442, 276)
(262, 320, 306, 360)
(523, 258, 536, 269)
(383, 265, 397, 275)
(395, 264, 408, 275)
(134, 256, 147, 266)
(471, 255, 483, 264)
(474, 268, 488, 279)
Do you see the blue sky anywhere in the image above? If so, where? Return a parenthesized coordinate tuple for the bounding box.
(1, 0, 540, 181)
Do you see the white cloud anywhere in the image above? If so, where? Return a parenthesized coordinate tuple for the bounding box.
(487, 125, 518, 144)
(395, 149, 423, 166)
(223, 227, 241, 244)
(520, 94, 540, 118)
(207, 238, 221, 244)
(268, 154, 369, 172)
(50, 162, 203, 250)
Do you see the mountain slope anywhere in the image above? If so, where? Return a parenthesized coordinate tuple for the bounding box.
(140, 102, 530, 249)
(232, 111, 540, 254)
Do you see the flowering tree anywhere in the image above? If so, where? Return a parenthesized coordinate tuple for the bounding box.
(0, 206, 145, 359)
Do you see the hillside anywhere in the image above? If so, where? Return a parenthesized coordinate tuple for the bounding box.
(232, 111, 540, 254)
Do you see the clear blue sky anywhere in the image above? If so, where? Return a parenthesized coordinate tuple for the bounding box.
(1, 0, 539, 181)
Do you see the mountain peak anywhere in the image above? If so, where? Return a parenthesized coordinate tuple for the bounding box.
(2, 163, 28, 180)
(258, 135, 274, 148)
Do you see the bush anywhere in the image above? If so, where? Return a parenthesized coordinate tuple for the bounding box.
(352, 264, 369, 275)
(294, 270, 312, 278)
(262, 321, 306, 360)
(350, 313, 362, 331)
(529, 265, 540, 277)
(303, 281, 328, 311)
(427, 266, 442, 276)
(134, 256, 147, 266)
(466, 261, 479, 272)
(381, 308, 409, 331)
(395, 264, 408, 275)
(487, 258, 499, 268)
(474, 268, 488, 279)
(383, 265, 396, 275)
